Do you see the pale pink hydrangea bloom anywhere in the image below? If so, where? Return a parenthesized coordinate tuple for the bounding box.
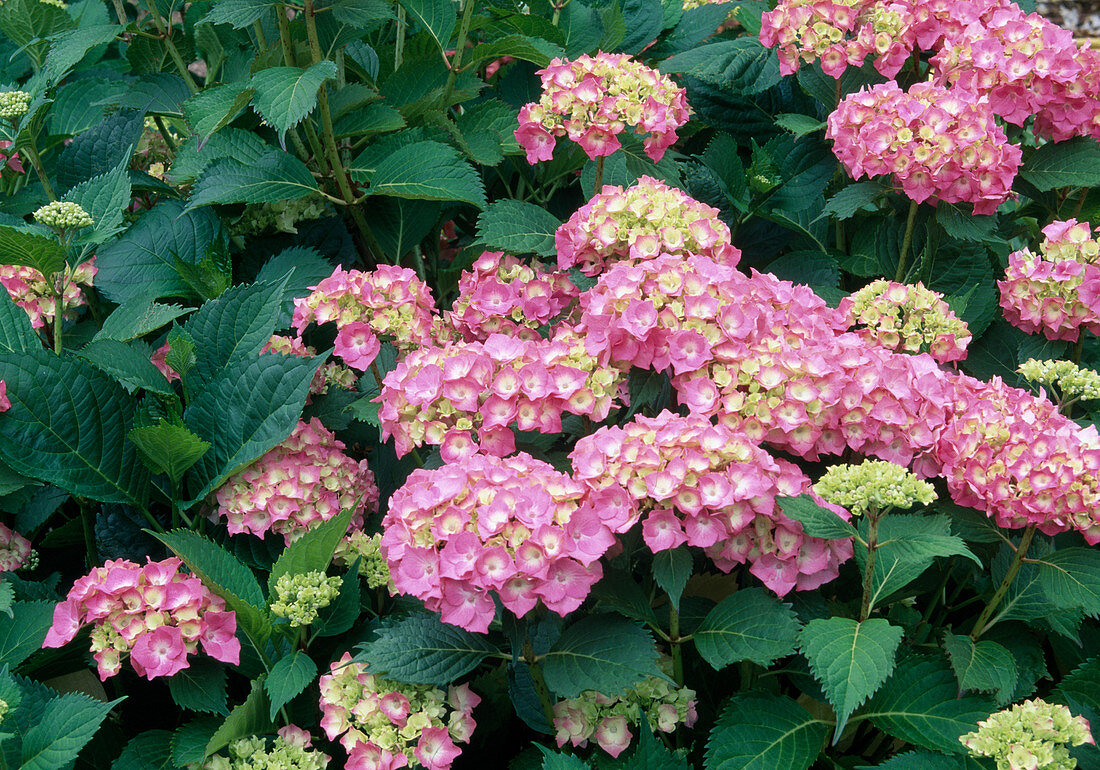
(839, 280, 971, 362)
(263, 334, 358, 395)
(0, 258, 97, 330)
(214, 418, 379, 543)
(935, 373, 1100, 543)
(445, 251, 579, 342)
(555, 176, 741, 277)
(378, 329, 627, 462)
(42, 556, 240, 680)
(0, 523, 31, 571)
(381, 452, 636, 631)
(0, 141, 22, 173)
(515, 53, 690, 164)
(571, 412, 853, 595)
(319, 652, 478, 770)
(999, 218, 1100, 341)
(292, 265, 438, 371)
(0, 380, 9, 412)
(826, 81, 1021, 215)
(759, 0, 917, 78)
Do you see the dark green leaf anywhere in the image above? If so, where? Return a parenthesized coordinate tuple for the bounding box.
(778, 495, 857, 539)
(265, 650, 317, 720)
(821, 181, 886, 221)
(168, 129, 271, 186)
(358, 611, 501, 685)
(201, 0, 274, 27)
(44, 24, 121, 83)
(942, 633, 1017, 705)
(167, 657, 229, 716)
(204, 678, 270, 760)
(183, 82, 254, 142)
(1019, 137, 1100, 192)
(21, 694, 123, 770)
(362, 141, 486, 208)
(660, 37, 780, 96)
(0, 226, 66, 277)
(95, 299, 191, 343)
(0, 600, 53, 667)
(332, 101, 406, 138)
(55, 110, 142, 192)
(0, 288, 39, 354)
(542, 614, 665, 698)
(476, 199, 560, 258)
(1036, 547, 1100, 617)
(111, 730, 174, 770)
(705, 691, 827, 770)
(652, 546, 691, 611)
(189, 150, 321, 207)
(366, 198, 441, 263)
(397, 0, 456, 52)
(250, 61, 338, 139)
(694, 588, 802, 670)
(77, 338, 173, 395)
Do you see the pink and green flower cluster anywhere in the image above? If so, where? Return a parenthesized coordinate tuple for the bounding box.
(0, 258, 97, 330)
(839, 279, 971, 363)
(0, 523, 31, 572)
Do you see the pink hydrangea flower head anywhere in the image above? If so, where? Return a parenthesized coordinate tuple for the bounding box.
(214, 418, 379, 543)
(381, 452, 637, 630)
(827, 81, 1022, 215)
(760, 0, 917, 79)
(0, 523, 31, 571)
(555, 177, 741, 276)
(0, 258, 97, 330)
(292, 265, 439, 371)
(319, 652, 477, 769)
(0, 140, 23, 174)
(840, 280, 971, 362)
(999, 219, 1100, 341)
(515, 53, 690, 164)
(445, 251, 580, 341)
(41, 556, 240, 680)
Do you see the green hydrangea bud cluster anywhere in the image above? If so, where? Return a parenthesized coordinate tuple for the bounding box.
(0, 91, 30, 121)
(1019, 359, 1100, 403)
(813, 459, 936, 517)
(0, 697, 8, 723)
(270, 571, 342, 627)
(39, 0, 68, 8)
(335, 531, 392, 589)
(231, 197, 328, 236)
(960, 699, 1094, 770)
(33, 201, 94, 230)
(841, 280, 971, 363)
(204, 732, 329, 770)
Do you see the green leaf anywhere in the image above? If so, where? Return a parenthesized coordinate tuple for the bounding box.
(76, 338, 173, 395)
(171, 718, 221, 767)
(1019, 137, 1100, 192)
(128, 422, 211, 484)
(775, 113, 826, 137)
(936, 203, 996, 242)
(358, 611, 501, 685)
(821, 181, 886, 221)
(652, 546, 691, 611)
(265, 650, 317, 720)
(475, 199, 560, 258)
(542, 614, 664, 698)
(0, 350, 149, 505)
(45, 24, 121, 83)
(332, 101, 406, 138)
(111, 730, 174, 770)
(168, 129, 272, 186)
(0, 600, 53, 667)
(464, 34, 563, 70)
(366, 198, 441, 263)
(620, 0, 664, 53)
(660, 38, 781, 96)
(693, 588, 802, 670)
(56, 110, 143, 192)
(539, 745, 592, 769)
(451, 99, 522, 166)
(183, 82, 254, 142)
(942, 633, 1017, 705)
(165, 325, 197, 380)
(21, 694, 123, 770)
(777, 495, 857, 539)
(313, 566, 360, 637)
(95, 299, 191, 343)
(0, 582, 12, 618)
(201, 0, 274, 27)
(1036, 547, 1100, 617)
(0, 226, 66, 277)
(0, 0, 74, 67)
(768, 135, 835, 213)
(50, 78, 126, 136)
(189, 150, 321, 207)
(250, 61, 338, 140)
(859, 751, 983, 769)
(267, 506, 355, 596)
(253, 246, 336, 328)
(397, 0, 456, 52)
(63, 156, 134, 250)
(153, 529, 268, 643)
(361, 141, 486, 208)
(0, 289, 39, 354)
(204, 678, 270, 760)
(800, 617, 904, 740)
(705, 692, 827, 770)
(168, 657, 229, 716)
(95, 200, 227, 304)
(864, 654, 995, 754)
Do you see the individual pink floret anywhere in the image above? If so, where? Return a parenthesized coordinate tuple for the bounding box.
(515, 53, 690, 164)
(41, 556, 240, 680)
(381, 452, 636, 631)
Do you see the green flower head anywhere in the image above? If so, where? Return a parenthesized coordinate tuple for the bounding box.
(1019, 358, 1100, 404)
(270, 571, 342, 628)
(813, 459, 936, 517)
(960, 699, 1094, 770)
(34, 201, 94, 230)
(0, 91, 30, 121)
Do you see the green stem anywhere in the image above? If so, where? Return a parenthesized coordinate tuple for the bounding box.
(895, 198, 919, 283)
(111, 0, 128, 24)
(252, 18, 268, 48)
(970, 525, 1037, 640)
(593, 155, 605, 195)
(140, 0, 200, 93)
(523, 634, 558, 732)
(859, 510, 882, 621)
(1072, 187, 1089, 220)
(276, 4, 296, 66)
(152, 115, 177, 154)
(22, 144, 56, 201)
(444, 0, 477, 105)
(52, 282, 63, 354)
(394, 6, 406, 71)
(669, 603, 683, 687)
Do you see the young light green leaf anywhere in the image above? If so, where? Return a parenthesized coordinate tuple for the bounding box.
(475, 199, 560, 258)
(652, 546, 692, 611)
(397, 0, 456, 52)
(265, 650, 317, 720)
(77, 338, 173, 396)
(778, 495, 857, 539)
(189, 150, 321, 207)
(21, 694, 124, 770)
(363, 141, 487, 208)
(705, 692, 828, 770)
(942, 633, 1018, 705)
(542, 615, 665, 698)
(204, 678, 270, 760)
(800, 617, 904, 741)
(693, 588, 802, 670)
(250, 61, 338, 139)
(167, 657, 229, 716)
(128, 422, 211, 484)
(267, 507, 355, 597)
(358, 612, 501, 685)
(0, 226, 67, 277)
(183, 82, 254, 143)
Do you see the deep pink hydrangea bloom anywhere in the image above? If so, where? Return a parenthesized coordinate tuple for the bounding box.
(839, 280, 971, 363)
(760, 0, 917, 78)
(515, 53, 690, 163)
(0, 140, 23, 173)
(319, 652, 478, 770)
(827, 81, 1021, 215)
(0, 523, 31, 571)
(555, 176, 741, 277)
(214, 418, 379, 543)
(0, 380, 9, 413)
(381, 452, 636, 631)
(935, 373, 1100, 543)
(378, 329, 627, 461)
(292, 265, 439, 371)
(42, 556, 240, 680)
(999, 219, 1100, 341)
(571, 412, 853, 595)
(445, 251, 579, 342)
(0, 258, 97, 330)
